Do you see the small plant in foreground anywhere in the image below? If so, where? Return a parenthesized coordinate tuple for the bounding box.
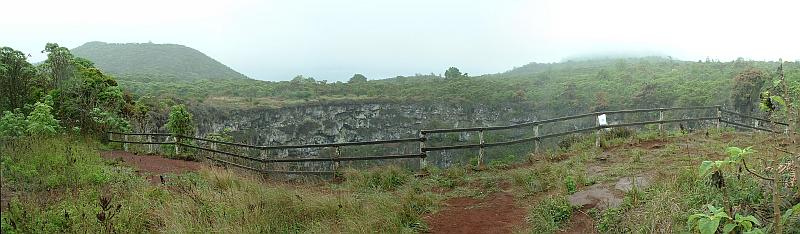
(97, 194, 123, 233)
(564, 176, 577, 195)
(527, 196, 573, 233)
(687, 204, 763, 234)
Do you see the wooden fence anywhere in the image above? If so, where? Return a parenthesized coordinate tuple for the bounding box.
(108, 106, 790, 174)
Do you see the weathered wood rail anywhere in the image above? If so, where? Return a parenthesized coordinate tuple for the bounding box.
(108, 106, 790, 174)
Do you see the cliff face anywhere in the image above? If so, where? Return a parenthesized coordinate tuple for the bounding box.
(196, 103, 532, 143)
(190, 102, 539, 168)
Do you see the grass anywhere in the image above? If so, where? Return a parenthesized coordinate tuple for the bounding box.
(2, 129, 798, 233)
(1, 136, 154, 233)
(0, 136, 442, 233)
(525, 196, 573, 233)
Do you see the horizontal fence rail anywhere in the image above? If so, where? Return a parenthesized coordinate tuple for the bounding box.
(108, 106, 790, 175)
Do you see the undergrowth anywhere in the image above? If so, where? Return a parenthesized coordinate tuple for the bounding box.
(2, 129, 797, 233)
(0, 136, 442, 233)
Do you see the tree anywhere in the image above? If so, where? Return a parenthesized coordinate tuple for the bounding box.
(348, 74, 367, 83)
(90, 108, 130, 134)
(165, 104, 195, 137)
(41, 43, 75, 89)
(730, 68, 766, 114)
(444, 67, 464, 79)
(25, 96, 60, 136)
(596, 69, 610, 80)
(632, 83, 673, 108)
(0, 110, 27, 138)
(0, 47, 36, 110)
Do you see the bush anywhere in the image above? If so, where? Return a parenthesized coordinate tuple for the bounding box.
(25, 97, 60, 136)
(603, 127, 634, 140)
(0, 110, 27, 138)
(558, 134, 584, 150)
(165, 104, 195, 137)
(527, 196, 573, 233)
(90, 108, 130, 134)
(564, 176, 577, 195)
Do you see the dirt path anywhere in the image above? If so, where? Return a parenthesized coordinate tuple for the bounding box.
(424, 192, 526, 234)
(101, 151, 203, 183)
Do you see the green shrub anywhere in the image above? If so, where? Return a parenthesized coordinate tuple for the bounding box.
(89, 108, 130, 134)
(564, 176, 577, 195)
(603, 127, 634, 140)
(0, 110, 27, 138)
(527, 196, 573, 233)
(558, 135, 584, 150)
(25, 97, 60, 136)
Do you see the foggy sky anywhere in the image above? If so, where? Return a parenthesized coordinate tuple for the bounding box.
(2, 0, 799, 81)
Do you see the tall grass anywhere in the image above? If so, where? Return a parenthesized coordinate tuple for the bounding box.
(1, 136, 441, 233)
(156, 168, 439, 233)
(1, 136, 155, 233)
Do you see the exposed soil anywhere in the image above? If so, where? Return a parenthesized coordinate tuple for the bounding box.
(101, 151, 203, 184)
(557, 209, 597, 234)
(424, 192, 526, 234)
(637, 140, 666, 149)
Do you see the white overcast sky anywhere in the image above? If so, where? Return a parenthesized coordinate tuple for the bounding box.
(2, 0, 799, 81)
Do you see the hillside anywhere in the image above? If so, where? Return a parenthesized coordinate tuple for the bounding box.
(71, 41, 249, 81)
(119, 57, 799, 117)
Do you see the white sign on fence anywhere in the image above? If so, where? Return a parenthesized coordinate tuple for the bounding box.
(598, 114, 608, 126)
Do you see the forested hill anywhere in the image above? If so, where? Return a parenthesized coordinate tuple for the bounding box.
(118, 55, 798, 119)
(71, 41, 249, 81)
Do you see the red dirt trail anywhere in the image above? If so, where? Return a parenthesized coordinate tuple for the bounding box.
(101, 151, 202, 183)
(424, 192, 527, 234)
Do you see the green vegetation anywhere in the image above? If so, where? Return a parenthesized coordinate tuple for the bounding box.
(2, 126, 798, 233)
(0, 44, 133, 138)
(103, 54, 800, 119)
(0, 137, 441, 233)
(3, 42, 800, 233)
(526, 196, 573, 233)
(71, 41, 248, 81)
(60, 41, 800, 119)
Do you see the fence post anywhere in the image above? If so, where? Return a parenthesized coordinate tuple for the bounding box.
(123, 135, 129, 152)
(478, 130, 484, 169)
(333, 146, 340, 178)
(148, 135, 153, 154)
(211, 142, 217, 158)
(658, 109, 664, 132)
(419, 131, 427, 172)
(716, 106, 722, 130)
(595, 114, 601, 148)
(753, 120, 759, 132)
(533, 123, 540, 154)
(174, 136, 180, 155)
(108, 132, 112, 142)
